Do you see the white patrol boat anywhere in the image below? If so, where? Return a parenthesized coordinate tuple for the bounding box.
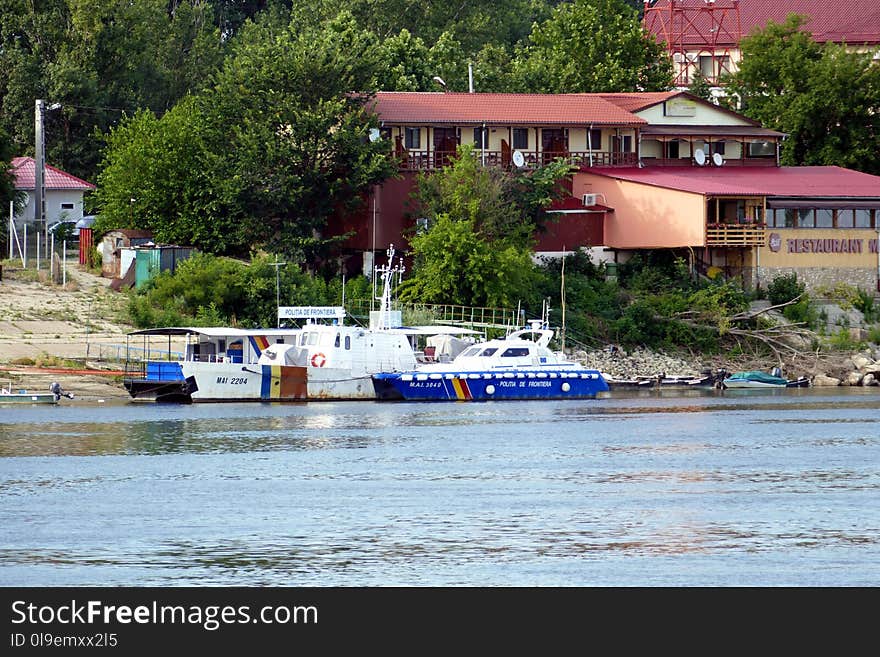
(123, 247, 477, 402)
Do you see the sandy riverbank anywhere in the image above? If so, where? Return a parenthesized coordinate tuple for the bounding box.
(0, 261, 134, 402)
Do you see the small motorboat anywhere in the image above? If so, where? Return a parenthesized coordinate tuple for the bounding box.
(0, 380, 73, 404)
(721, 369, 810, 389)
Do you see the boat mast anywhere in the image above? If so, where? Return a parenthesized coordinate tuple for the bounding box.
(374, 244, 404, 330)
(560, 247, 566, 354)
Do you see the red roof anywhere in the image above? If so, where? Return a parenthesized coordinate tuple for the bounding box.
(598, 92, 680, 113)
(372, 92, 646, 127)
(645, 1, 880, 47)
(587, 166, 880, 197)
(11, 157, 96, 191)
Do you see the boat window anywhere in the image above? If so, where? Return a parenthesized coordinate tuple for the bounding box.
(501, 347, 530, 358)
(334, 333, 341, 348)
(460, 347, 481, 357)
(479, 348, 498, 357)
(300, 333, 308, 346)
(308, 333, 319, 346)
(345, 336, 351, 350)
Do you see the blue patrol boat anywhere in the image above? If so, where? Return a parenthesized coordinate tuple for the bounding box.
(372, 325, 608, 401)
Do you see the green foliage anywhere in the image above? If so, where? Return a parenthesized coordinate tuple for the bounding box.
(414, 145, 574, 248)
(766, 272, 817, 326)
(125, 252, 347, 329)
(854, 289, 879, 324)
(827, 327, 862, 351)
(726, 14, 880, 174)
(767, 272, 805, 306)
(399, 213, 540, 308)
(94, 11, 395, 261)
(510, 0, 673, 93)
(617, 251, 695, 294)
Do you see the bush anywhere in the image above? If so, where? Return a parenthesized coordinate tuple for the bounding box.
(767, 272, 804, 306)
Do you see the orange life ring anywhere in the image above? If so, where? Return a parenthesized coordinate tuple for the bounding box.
(310, 352, 326, 368)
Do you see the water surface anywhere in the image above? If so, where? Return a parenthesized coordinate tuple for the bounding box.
(1, 387, 878, 586)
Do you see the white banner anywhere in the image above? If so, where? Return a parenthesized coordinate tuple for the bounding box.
(278, 306, 345, 320)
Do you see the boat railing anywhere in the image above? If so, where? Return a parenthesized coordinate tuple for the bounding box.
(345, 299, 520, 331)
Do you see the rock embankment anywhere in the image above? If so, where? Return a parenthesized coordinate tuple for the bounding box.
(571, 346, 707, 381)
(812, 348, 880, 387)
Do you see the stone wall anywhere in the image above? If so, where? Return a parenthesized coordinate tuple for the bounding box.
(756, 266, 878, 295)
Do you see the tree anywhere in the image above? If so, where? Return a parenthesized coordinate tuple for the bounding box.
(201, 12, 395, 261)
(726, 14, 880, 174)
(401, 145, 572, 308)
(0, 127, 23, 215)
(0, 0, 225, 182)
(94, 11, 395, 261)
(510, 0, 673, 93)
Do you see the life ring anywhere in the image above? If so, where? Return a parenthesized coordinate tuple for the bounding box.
(310, 352, 326, 368)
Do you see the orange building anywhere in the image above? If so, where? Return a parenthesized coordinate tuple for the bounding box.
(331, 90, 880, 293)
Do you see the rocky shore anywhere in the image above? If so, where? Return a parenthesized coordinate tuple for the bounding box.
(573, 343, 880, 388)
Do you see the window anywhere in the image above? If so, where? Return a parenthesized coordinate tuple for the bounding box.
(512, 128, 528, 150)
(501, 347, 530, 358)
(473, 127, 487, 149)
(404, 127, 421, 149)
(666, 140, 681, 159)
(798, 209, 815, 228)
(334, 333, 341, 348)
(784, 209, 797, 228)
(711, 141, 725, 156)
(836, 209, 854, 228)
(60, 202, 74, 210)
(816, 209, 833, 228)
(587, 129, 602, 151)
(479, 348, 498, 357)
(611, 135, 632, 153)
(344, 336, 351, 350)
(748, 141, 775, 157)
(854, 209, 873, 228)
(699, 55, 715, 79)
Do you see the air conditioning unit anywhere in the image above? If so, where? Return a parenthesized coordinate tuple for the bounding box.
(582, 193, 598, 206)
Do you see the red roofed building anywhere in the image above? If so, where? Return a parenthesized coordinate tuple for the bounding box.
(328, 90, 880, 293)
(9, 156, 95, 230)
(644, 0, 880, 87)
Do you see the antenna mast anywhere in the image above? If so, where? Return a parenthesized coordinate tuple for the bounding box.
(643, 0, 742, 88)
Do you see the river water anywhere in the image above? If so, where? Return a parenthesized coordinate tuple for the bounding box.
(1, 387, 878, 586)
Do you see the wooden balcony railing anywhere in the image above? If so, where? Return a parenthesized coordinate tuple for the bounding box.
(706, 223, 766, 246)
(396, 150, 637, 171)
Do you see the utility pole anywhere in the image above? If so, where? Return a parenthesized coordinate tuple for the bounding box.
(35, 99, 61, 249)
(35, 99, 45, 244)
(269, 258, 286, 327)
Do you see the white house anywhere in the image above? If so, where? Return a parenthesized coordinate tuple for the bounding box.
(9, 156, 95, 230)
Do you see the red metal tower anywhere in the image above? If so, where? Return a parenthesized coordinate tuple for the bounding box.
(643, 0, 743, 87)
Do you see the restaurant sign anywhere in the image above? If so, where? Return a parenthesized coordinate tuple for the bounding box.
(768, 233, 879, 254)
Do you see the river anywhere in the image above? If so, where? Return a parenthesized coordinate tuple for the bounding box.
(1, 387, 878, 586)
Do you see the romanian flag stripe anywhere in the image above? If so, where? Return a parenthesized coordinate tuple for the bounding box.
(450, 378, 472, 400)
(249, 335, 270, 357)
(260, 364, 281, 399)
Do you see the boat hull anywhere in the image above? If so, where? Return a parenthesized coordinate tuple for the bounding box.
(372, 370, 609, 401)
(125, 361, 378, 402)
(0, 392, 58, 404)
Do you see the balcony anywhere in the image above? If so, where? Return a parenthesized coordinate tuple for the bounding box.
(396, 150, 638, 172)
(706, 223, 766, 247)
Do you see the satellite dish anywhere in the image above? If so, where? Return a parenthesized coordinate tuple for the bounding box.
(512, 150, 525, 168)
(694, 149, 706, 166)
(712, 152, 724, 166)
(368, 128, 381, 142)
